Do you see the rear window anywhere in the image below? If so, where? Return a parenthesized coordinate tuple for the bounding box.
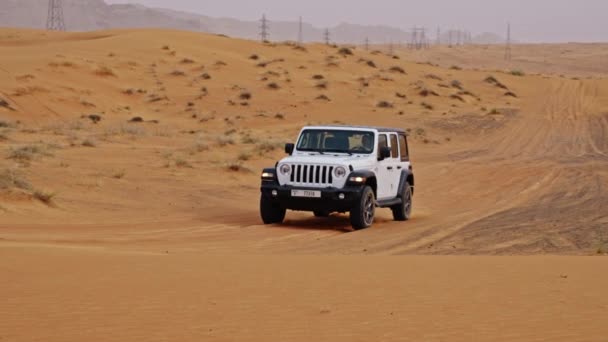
(390, 134, 399, 158)
(399, 134, 409, 161)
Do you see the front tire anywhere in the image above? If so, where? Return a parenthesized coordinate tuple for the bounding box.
(392, 182, 412, 221)
(260, 194, 286, 224)
(350, 186, 375, 230)
(313, 211, 330, 217)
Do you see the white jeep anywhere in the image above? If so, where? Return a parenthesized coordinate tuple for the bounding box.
(260, 125, 414, 229)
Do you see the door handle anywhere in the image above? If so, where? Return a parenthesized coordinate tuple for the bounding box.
(387, 166, 394, 170)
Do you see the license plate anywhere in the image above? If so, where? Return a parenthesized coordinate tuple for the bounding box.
(291, 190, 321, 198)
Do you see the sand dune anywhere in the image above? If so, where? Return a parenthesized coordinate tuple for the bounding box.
(1, 28, 607, 341)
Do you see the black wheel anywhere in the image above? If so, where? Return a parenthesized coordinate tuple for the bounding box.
(350, 186, 375, 230)
(392, 182, 412, 221)
(260, 194, 286, 224)
(313, 211, 330, 217)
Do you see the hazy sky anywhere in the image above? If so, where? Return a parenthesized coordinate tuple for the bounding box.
(106, 0, 608, 42)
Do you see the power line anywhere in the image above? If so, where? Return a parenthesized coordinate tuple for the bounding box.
(46, 0, 66, 31)
(436, 27, 441, 45)
(364, 37, 370, 51)
(297, 16, 303, 45)
(409, 27, 427, 50)
(260, 14, 269, 42)
(505, 22, 512, 61)
(324, 28, 331, 45)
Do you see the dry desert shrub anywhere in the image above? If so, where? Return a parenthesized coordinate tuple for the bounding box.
(104, 124, 147, 137)
(421, 102, 434, 110)
(0, 168, 32, 191)
(8, 144, 53, 162)
(338, 47, 353, 56)
(425, 74, 442, 81)
(216, 136, 235, 147)
(377, 100, 394, 108)
(419, 89, 439, 97)
(239, 91, 252, 100)
(485, 75, 508, 89)
(504, 91, 518, 98)
(249, 54, 260, 60)
(180, 58, 195, 64)
(316, 94, 331, 101)
(170, 70, 186, 76)
(450, 80, 463, 90)
(450, 65, 462, 70)
(33, 190, 56, 205)
(315, 81, 328, 89)
(510, 70, 525, 76)
(226, 162, 250, 172)
(450, 94, 465, 102)
(174, 158, 193, 168)
(12, 86, 47, 97)
(388, 66, 406, 74)
(81, 138, 97, 147)
(94, 66, 116, 77)
(312, 74, 325, 80)
(238, 151, 252, 161)
(267, 82, 280, 90)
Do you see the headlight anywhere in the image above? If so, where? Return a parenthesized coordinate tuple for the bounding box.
(348, 176, 366, 183)
(279, 164, 291, 175)
(261, 171, 275, 179)
(334, 166, 347, 178)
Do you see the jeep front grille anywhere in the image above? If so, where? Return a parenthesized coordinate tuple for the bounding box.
(289, 164, 334, 186)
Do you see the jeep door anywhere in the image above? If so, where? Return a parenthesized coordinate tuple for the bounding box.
(375, 133, 393, 199)
(386, 133, 402, 198)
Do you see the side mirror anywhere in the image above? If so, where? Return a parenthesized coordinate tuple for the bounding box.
(285, 143, 295, 155)
(378, 146, 391, 161)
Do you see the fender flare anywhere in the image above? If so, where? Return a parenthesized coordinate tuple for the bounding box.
(397, 170, 415, 196)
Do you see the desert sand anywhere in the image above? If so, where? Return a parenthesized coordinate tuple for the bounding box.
(1, 28, 607, 341)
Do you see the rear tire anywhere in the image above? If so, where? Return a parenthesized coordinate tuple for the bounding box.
(392, 182, 412, 221)
(260, 194, 286, 224)
(350, 186, 375, 230)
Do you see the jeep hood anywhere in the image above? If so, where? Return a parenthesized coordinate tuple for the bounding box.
(279, 153, 376, 168)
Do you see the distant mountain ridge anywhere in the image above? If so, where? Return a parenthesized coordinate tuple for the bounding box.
(0, 0, 504, 44)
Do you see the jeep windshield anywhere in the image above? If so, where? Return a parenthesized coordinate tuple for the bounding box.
(296, 129, 375, 154)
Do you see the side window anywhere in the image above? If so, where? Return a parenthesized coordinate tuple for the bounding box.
(377, 134, 388, 159)
(390, 134, 399, 158)
(399, 134, 409, 161)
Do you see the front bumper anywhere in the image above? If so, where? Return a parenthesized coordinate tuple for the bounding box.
(261, 182, 364, 213)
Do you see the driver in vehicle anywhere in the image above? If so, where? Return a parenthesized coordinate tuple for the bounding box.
(360, 134, 373, 153)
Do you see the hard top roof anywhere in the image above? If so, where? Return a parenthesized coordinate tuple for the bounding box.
(303, 125, 406, 134)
